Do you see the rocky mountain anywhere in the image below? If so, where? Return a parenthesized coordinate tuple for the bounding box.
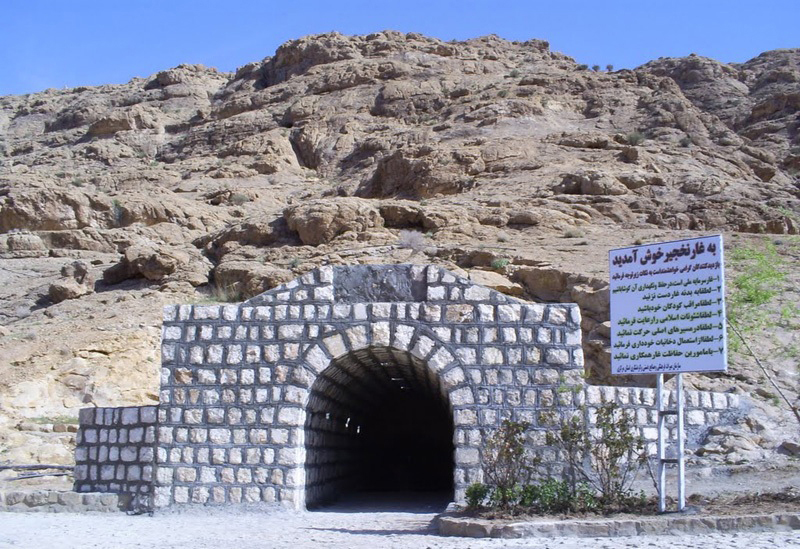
(0, 31, 798, 466)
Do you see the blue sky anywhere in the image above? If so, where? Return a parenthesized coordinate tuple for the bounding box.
(1, 0, 797, 96)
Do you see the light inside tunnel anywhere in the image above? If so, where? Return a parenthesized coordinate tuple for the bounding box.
(304, 346, 454, 508)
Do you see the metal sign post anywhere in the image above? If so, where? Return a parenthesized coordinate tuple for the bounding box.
(656, 373, 685, 512)
(609, 235, 727, 514)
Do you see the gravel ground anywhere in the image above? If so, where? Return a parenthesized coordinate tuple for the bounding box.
(2, 494, 800, 549)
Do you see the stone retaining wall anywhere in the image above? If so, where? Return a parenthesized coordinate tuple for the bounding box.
(73, 406, 157, 510)
(0, 490, 129, 513)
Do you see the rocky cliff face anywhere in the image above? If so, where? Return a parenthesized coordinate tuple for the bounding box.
(0, 32, 798, 465)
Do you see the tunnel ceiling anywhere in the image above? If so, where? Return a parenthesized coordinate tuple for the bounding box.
(307, 346, 449, 419)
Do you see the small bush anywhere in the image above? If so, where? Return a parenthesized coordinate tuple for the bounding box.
(211, 283, 241, 303)
(679, 136, 692, 147)
(545, 403, 647, 508)
(230, 193, 251, 206)
(522, 479, 571, 513)
(627, 131, 645, 146)
(606, 64, 614, 72)
(483, 420, 536, 508)
(465, 483, 490, 509)
(563, 228, 584, 239)
(509, 69, 520, 78)
(397, 230, 429, 253)
(726, 242, 787, 352)
(592, 65, 601, 72)
(474, 406, 652, 515)
(111, 199, 124, 227)
(577, 64, 589, 71)
(490, 258, 510, 269)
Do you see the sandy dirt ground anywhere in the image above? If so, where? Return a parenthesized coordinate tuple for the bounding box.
(2, 493, 800, 549)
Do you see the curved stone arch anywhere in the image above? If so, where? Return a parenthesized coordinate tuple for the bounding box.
(298, 320, 472, 404)
(293, 321, 473, 509)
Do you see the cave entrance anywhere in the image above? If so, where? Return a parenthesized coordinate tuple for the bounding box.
(304, 345, 454, 509)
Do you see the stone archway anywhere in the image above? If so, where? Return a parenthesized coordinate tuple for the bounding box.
(304, 345, 454, 507)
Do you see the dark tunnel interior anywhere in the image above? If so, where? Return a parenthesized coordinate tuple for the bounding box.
(304, 346, 454, 508)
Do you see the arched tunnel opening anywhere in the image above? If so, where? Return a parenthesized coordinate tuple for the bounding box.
(304, 345, 454, 509)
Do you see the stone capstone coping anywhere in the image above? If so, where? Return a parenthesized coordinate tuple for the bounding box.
(0, 489, 130, 513)
(437, 511, 800, 538)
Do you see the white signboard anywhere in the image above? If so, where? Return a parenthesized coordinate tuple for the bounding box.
(609, 235, 727, 375)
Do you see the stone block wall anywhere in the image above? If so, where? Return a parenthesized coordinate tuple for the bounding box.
(73, 406, 157, 510)
(575, 386, 743, 459)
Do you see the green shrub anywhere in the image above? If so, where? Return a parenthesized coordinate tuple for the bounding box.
(482, 420, 536, 508)
(490, 485, 522, 508)
(490, 258, 510, 269)
(518, 479, 598, 514)
(726, 242, 789, 352)
(626, 131, 645, 146)
(209, 282, 241, 303)
(465, 483, 490, 509)
(545, 403, 647, 508)
(727, 243, 785, 325)
(230, 193, 251, 206)
(563, 228, 584, 239)
(522, 479, 571, 513)
(111, 199, 124, 227)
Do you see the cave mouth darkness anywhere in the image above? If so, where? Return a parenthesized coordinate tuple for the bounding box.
(304, 346, 455, 509)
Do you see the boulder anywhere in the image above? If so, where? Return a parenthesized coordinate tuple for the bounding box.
(196, 215, 293, 259)
(220, 128, 302, 175)
(513, 267, 570, 302)
(554, 171, 629, 196)
(284, 198, 384, 246)
(557, 132, 611, 149)
(468, 269, 524, 297)
(49, 279, 92, 303)
(48, 261, 95, 303)
(103, 242, 210, 287)
(213, 259, 294, 300)
(5, 232, 46, 251)
(0, 188, 108, 232)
